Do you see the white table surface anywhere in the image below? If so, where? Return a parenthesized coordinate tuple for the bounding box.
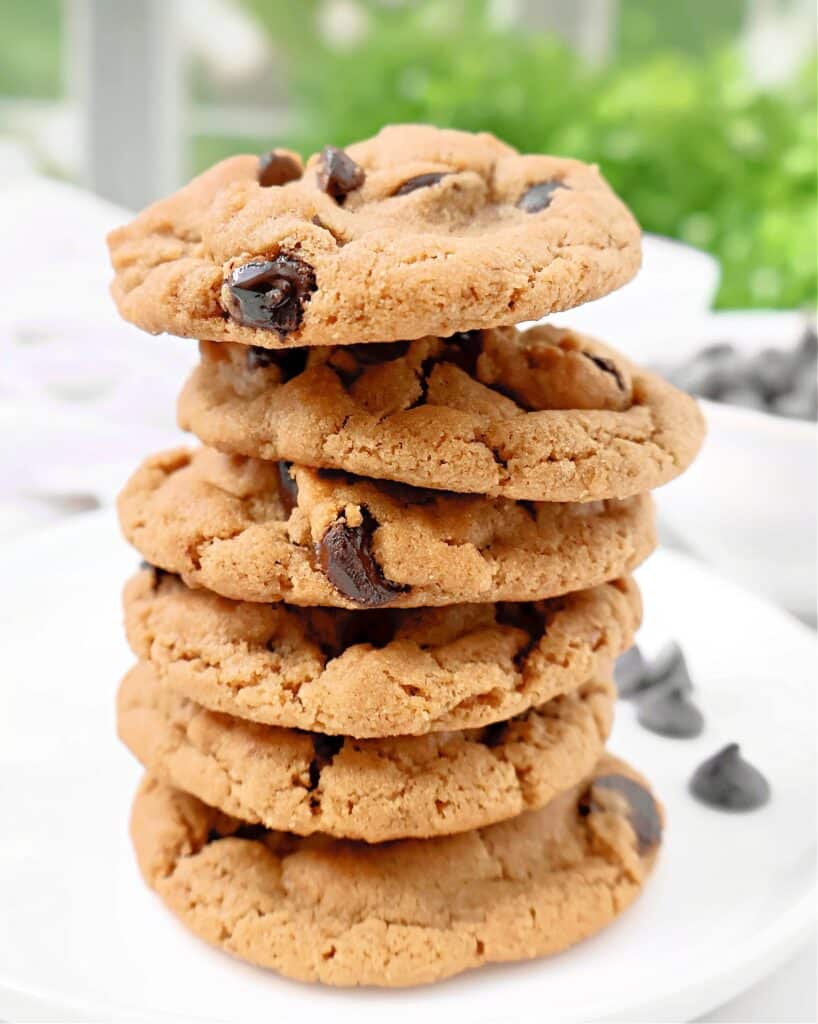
(1, 173, 814, 1023)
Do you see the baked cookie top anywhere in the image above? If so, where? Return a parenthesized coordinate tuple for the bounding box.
(124, 569, 640, 737)
(117, 447, 655, 607)
(179, 324, 705, 501)
(108, 125, 641, 349)
(118, 662, 614, 842)
(131, 754, 662, 986)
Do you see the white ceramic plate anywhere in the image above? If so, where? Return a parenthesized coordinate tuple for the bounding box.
(0, 512, 814, 1023)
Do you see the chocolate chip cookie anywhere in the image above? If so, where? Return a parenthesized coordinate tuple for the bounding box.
(130, 754, 662, 985)
(179, 324, 704, 501)
(124, 568, 640, 737)
(118, 662, 614, 842)
(117, 448, 655, 607)
(107, 125, 641, 349)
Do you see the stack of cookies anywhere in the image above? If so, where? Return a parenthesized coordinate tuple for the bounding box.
(108, 126, 704, 987)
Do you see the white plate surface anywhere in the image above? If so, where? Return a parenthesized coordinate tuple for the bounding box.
(0, 512, 815, 1023)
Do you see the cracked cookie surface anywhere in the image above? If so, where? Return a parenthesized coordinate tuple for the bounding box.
(124, 569, 640, 737)
(130, 753, 662, 986)
(179, 324, 704, 501)
(117, 447, 655, 607)
(118, 662, 614, 842)
(108, 125, 641, 349)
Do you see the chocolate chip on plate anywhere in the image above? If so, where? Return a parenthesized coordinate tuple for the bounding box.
(637, 687, 705, 739)
(317, 508, 406, 607)
(579, 774, 662, 853)
(690, 743, 771, 811)
(617, 641, 694, 701)
(517, 180, 569, 213)
(614, 645, 651, 698)
(225, 255, 317, 335)
(316, 145, 365, 201)
(257, 150, 302, 187)
(393, 172, 450, 196)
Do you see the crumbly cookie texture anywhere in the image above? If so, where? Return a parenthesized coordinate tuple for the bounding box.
(107, 125, 641, 349)
(130, 754, 662, 986)
(118, 662, 614, 842)
(124, 569, 640, 737)
(117, 447, 655, 608)
(179, 324, 704, 501)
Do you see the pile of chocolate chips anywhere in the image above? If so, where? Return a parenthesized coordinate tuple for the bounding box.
(615, 643, 771, 812)
(662, 322, 817, 420)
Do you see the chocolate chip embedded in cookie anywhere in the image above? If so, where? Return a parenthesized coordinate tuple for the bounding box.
(118, 662, 616, 842)
(123, 569, 641, 737)
(178, 324, 705, 502)
(129, 754, 662, 986)
(222, 254, 317, 335)
(107, 125, 641, 348)
(116, 446, 656, 607)
(256, 149, 303, 188)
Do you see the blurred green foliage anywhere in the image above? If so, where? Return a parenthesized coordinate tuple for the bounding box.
(0, 0, 62, 98)
(244, 0, 816, 310)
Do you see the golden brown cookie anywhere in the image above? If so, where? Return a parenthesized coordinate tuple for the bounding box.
(118, 662, 614, 842)
(179, 325, 704, 501)
(124, 568, 640, 737)
(130, 754, 662, 986)
(117, 447, 656, 607)
(107, 125, 641, 349)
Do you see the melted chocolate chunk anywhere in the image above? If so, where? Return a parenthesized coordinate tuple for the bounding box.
(318, 508, 407, 607)
(316, 146, 365, 201)
(277, 461, 298, 515)
(637, 687, 704, 739)
(583, 351, 627, 392)
(580, 774, 662, 853)
(690, 744, 771, 811)
(308, 733, 345, 790)
(481, 720, 509, 748)
(257, 150, 302, 187)
(517, 180, 569, 213)
(393, 172, 450, 196)
(245, 345, 309, 379)
(225, 255, 316, 336)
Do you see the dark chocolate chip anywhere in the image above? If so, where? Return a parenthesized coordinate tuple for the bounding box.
(393, 172, 450, 196)
(690, 743, 771, 811)
(582, 351, 627, 392)
(234, 822, 268, 841)
(206, 822, 267, 844)
(481, 721, 509, 748)
(225, 255, 316, 336)
(615, 645, 651, 698)
(496, 602, 547, 667)
(257, 150, 302, 187)
(637, 687, 705, 738)
(308, 733, 345, 790)
(344, 340, 412, 365)
(139, 560, 168, 590)
(517, 180, 569, 213)
(277, 461, 298, 515)
(616, 641, 693, 700)
(245, 345, 309, 379)
(580, 774, 662, 853)
(316, 145, 365, 201)
(317, 507, 407, 607)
